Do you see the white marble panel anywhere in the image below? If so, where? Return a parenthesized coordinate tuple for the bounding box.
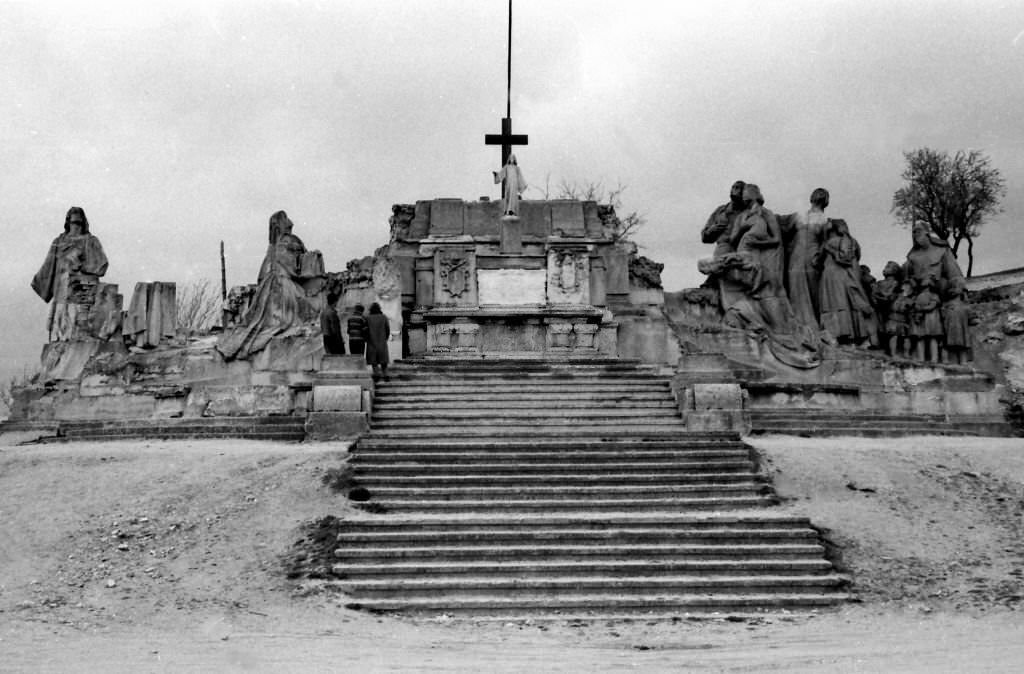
(477, 269, 547, 305)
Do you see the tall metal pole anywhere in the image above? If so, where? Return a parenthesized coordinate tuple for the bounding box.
(506, 0, 512, 119)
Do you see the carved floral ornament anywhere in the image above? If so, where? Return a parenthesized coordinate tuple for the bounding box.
(439, 251, 471, 297)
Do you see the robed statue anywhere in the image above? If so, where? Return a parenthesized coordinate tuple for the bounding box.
(31, 207, 109, 342)
(493, 153, 527, 216)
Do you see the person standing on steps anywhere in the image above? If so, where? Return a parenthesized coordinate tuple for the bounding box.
(365, 302, 391, 380)
(347, 303, 368, 355)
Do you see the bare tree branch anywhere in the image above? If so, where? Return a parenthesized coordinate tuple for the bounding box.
(176, 278, 221, 333)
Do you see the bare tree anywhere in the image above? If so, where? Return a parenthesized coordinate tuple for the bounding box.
(891, 148, 1006, 277)
(540, 176, 646, 243)
(176, 278, 222, 333)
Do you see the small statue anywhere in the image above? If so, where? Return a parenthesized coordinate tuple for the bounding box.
(890, 280, 915, 357)
(31, 207, 109, 342)
(872, 261, 904, 356)
(942, 288, 971, 364)
(912, 274, 943, 362)
(493, 154, 527, 216)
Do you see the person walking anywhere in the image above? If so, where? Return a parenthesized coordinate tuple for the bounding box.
(347, 304, 368, 355)
(365, 302, 390, 379)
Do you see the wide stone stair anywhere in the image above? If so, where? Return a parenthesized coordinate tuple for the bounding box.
(330, 359, 850, 617)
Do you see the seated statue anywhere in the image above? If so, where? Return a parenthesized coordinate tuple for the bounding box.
(217, 211, 325, 360)
(31, 207, 110, 342)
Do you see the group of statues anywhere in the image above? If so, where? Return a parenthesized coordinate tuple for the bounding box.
(31, 193, 975, 367)
(700, 182, 971, 364)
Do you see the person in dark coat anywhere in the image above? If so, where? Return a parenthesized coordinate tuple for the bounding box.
(320, 293, 345, 355)
(365, 302, 390, 378)
(347, 304, 368, 355)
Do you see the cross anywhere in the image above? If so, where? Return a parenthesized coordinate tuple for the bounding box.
(485, 0, 527, 195)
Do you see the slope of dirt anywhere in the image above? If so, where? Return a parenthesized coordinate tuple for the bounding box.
(1, 435, 1023, 672)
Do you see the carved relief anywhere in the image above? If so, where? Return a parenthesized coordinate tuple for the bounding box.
(547, 248, 590, 305)
(438, 251, 472, 299)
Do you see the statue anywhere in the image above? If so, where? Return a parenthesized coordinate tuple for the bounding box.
(217, 211, 324, 360)
(493, 154, 527, 216)
(31, 207, 109, 342)
(903, 222, 969, 363)
(872, 261, 904, 356)
(698, 184, 820, 368)
(778, 188, 829, 328)
(818, 219, 878, 347)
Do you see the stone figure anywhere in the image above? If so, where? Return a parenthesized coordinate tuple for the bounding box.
(365, 301, 390, 378)
(818, 219, 878, 346)
(217, 211, 324, 360)
(702, 180, 746, 258)
(911, 274, 943, 361)
(31, 207, 110, 342)
(125, 282, 177, 347)
(903, 222, 969, 362)
(890, 281, 915, 357)
(904, 223, 966, 302)
(493, 153, 527, 216)
(872, 261, 904, 355)
(942, 288, 971, 363)
(778, 188, 829, 328)
(698, 184, 820, 368)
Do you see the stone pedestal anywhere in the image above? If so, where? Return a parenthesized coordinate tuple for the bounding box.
(679, 382, 750, 433)
(307, 355, 374, 440)
(500, 215, 522, 254)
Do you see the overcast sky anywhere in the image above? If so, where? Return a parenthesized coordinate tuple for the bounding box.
(2, 0, 1023, 381)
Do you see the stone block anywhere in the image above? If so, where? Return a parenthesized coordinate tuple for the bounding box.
(519, 201, 551, 238)
(396, 255, 416, 298)
(605, 248, 630, 294)
(691, 383, 745, 411)
(550, 200, 585, 237)
(500, 215, 523, 254)
(409, 200, 431, 238)
(685, 410, 751, 434)
(313, 385, 363, 412)
(321, 355, 372, 373)
(589, 257, 607, 306)
(430, 199, 466, 236)
(305, 411, 368, 441)
(466, 200, 501, 237)
(190, 385, 295, 416)
(582, 200, 602, 237)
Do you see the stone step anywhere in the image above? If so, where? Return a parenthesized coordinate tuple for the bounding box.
(367, 421, 687, 433)
(335, 574, 847, 598)
(355, 473, 763, 487)
(334, 542, 821, 561)
(372, 495, 776, 512)
(335, 527, 816, 545)
(368, 482, 765, 499)
(350, 460, 755, 474)
(351, 451, 751, 465)
(58, 416, 304, 429)
(336, 514, 813, 530)
(332, 558, 835, 578)
(748, 425, 979, 438)
(356, 434, 741, 449)
(372, 407, 684, 417)
(373, 397, 678, 409)
(339, 592, 849, 615)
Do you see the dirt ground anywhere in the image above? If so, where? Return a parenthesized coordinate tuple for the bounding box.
(1, 434, 1023, 672)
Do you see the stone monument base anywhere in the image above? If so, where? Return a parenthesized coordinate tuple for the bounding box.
(407, 306, 617, 359)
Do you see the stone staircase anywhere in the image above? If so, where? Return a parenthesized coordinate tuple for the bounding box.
(331, 359, 849, 617)
(40, 416, 307, 443)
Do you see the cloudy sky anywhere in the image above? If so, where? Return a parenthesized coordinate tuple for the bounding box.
(2, 0, 1023, 381)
